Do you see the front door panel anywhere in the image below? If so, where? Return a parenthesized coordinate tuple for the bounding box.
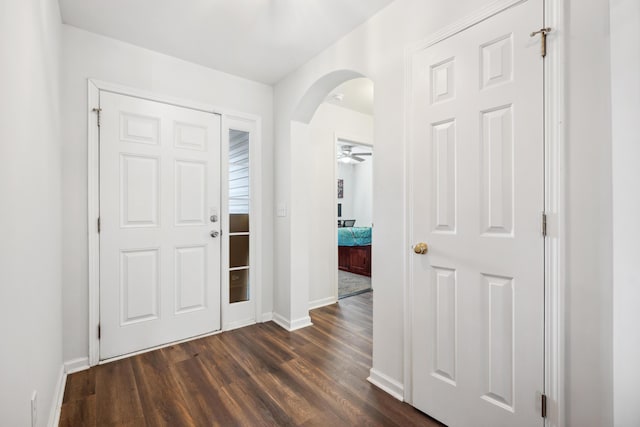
(99, 92, 221, 360)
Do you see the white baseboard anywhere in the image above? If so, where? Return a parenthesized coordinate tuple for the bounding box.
(48, 365, 66, 427)
(309, 296, 337, 310)
(272, 312, 313, 332)
(223, 318, 256, 332)
(367, 368, 404, 401)
(272, 312, 291, 330)
(289, 316, 313, 331)
(64, 357, 90, 374)
(262, 312, 273, 322)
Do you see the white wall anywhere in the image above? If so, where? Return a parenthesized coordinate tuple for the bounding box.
(610, 1, 640, 426)
(338, 163, 355, 219)
(274, 0, 614, 425)
(338, 158, 374, 228)
(61, 25, 275, 363)
(0, 0, 64, 426)
(565, 1, 613, 425)
(307, 103, 373, 306)
(351, 159, 373, 227)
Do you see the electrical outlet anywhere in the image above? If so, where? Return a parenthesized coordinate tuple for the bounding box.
(31, 391, 37, 427)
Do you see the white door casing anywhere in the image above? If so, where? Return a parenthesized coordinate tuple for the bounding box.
(221, 115, 260, 330)
(410, 1, 544, 426)
(99, 91, 222, 360)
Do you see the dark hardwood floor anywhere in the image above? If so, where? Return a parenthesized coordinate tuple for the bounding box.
(60, 292, 442, 426)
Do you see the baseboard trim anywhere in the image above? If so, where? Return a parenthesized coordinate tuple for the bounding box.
(223, 318, 256, 332)
(64, 357, 90, 374)
(262, 312, 273, 322)
(367, 368, 404, 402)
(48, 365, 66, 427)
(289, 316, 313, 331)
(272, 312, 313, 332)
(309, 296, 337, 310)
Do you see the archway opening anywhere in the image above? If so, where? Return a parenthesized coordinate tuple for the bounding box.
(290, 72, 375, 318)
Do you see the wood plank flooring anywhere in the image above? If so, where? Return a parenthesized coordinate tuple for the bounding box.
(60, 292, 442, 426)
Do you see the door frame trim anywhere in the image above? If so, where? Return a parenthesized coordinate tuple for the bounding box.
(221, 114, 263, 330)
(87, 79, 263, 366)
(402, 1, 566, 426)
(333, 132, 374, 302)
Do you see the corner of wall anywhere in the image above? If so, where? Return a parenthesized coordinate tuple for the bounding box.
(271, 312, 313, 332)
(367, 368, 404, 401)
(47, 366, 66, 427)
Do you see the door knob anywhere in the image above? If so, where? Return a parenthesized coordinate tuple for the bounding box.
(413, 242, 428, 254)
(210, 230, 219, 238)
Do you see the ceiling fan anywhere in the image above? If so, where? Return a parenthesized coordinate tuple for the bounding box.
(337, 145, 372, 163)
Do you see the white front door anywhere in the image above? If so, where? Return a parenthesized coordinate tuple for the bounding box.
(99, 91, 221, 360)
(410, 1, 544, 426)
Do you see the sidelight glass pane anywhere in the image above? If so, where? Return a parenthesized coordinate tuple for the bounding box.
(229, 129, 250, 304)
(229, 269, 249, 303)
(229, 213, 249, 233)
(229, 235, 250, 268)
(229, 130, 250, 215)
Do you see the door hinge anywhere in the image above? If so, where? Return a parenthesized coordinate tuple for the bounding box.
(530, 27, 552, 58)
(542, 212, 548, 237)
(97, 217, 101, 233)
(541, 393, 548, 418)
(98, 323, 101, 340)
(92, 107, 102, 127)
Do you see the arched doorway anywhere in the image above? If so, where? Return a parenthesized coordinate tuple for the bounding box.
(307, 78, 374, 306)
(286, 70, 375, 328)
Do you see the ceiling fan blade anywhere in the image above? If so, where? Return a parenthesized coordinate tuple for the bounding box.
(351, 155, 366, 162)
(353, 152, 372, 156)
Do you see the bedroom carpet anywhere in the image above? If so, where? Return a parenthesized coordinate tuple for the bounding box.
(338, 270, 372, 299)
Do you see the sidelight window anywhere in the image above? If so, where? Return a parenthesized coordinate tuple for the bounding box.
(228, 129, 250, 303)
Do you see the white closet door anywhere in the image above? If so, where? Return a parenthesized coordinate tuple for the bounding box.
(410, 1, 545, 426)
(99, 91, 221, 360)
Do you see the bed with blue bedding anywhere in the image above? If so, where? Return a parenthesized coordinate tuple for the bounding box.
(338, 227, 372, 246)
(338, 227, 372, 276)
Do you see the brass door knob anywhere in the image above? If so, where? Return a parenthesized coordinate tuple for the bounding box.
(413, 242, 428, 254)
